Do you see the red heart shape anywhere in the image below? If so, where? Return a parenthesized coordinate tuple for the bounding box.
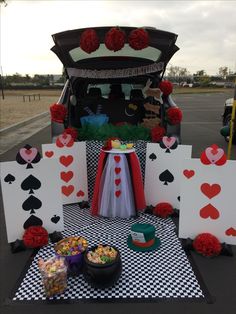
(115, 179, 121, 186)
(25, 149, 32, 155)
(115, 167, 121, 175)
(114, 156, 121, 163)
(77, 190, 85, 197)
(200, 183, 221, 199)
(200, 204, 220, 220)
(60, 171, 73, 183)
(115, 190, 121, 197)
(225, 227, 236, 236)
(45, 151, 54, 158)
(59, 155, 73, 167)
(183, 169, 195, 179)
(62, 185, 74, 197)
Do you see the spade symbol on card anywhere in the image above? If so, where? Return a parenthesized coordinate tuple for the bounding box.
(16, 144, 41, 169)
(4, 174, 15, 184)
(22, 195, 42, 214)
(23, 215, 43, 229)
(149, 153, 157, 161)
(51, 215, 60, 224)
(159, 170, 174, 185)
(21, 175, 41, 194)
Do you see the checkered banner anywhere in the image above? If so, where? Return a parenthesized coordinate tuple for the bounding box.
(13, 205, 205, 302)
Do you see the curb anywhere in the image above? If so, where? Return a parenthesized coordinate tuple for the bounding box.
(0, 111, 49, 135)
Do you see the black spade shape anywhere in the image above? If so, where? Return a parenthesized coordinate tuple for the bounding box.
(159, 140, 178, 153)
(21, 175, 41, 194)
(4, 174, 15, 184)
(51, 215, 60, 224)
(149, 153, 157, 161)
(177, 196, 180, 202)
(23, 215, 43, 229)
(16, 144, 41, 168)
(159, 169, 174, 185)
(22, 195, 42, 214)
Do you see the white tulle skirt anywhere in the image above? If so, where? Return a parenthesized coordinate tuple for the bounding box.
(98, 153, 136, 218)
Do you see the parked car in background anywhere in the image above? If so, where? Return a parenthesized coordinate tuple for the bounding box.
(221, 97, 236, 143)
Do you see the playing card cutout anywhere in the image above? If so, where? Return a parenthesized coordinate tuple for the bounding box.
(56, 133, 74, 148)
(22, 195, 42, 214)
(159, 170, 174, 185)
(21, 175, 41, 194)
(23, 215, 43, 229)
(183, 169, 195, 179)
(60, 171, 74, 183)
(200, 183, 221, 199)
(149, 153, 157, 161)
(199, 203, 220, 220)
(225, 227, 236, 236)
(77, 190, 85, 197)
(4, 174, 15, 184)
(16, 144, 41, 169)
(200, 144, 227, 166)
(160, 136, 178, 153)
(51, 215, 61, 224)
(115, 190, 121, 197)
(62, 185, 74, 197)
(59, 155, 73, 167)
(45, 151, 54, 158)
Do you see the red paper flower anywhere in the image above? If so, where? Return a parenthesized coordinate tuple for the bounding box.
(154, 202, 174, 218)
(193, 233, 222, 257)
(80, 28, 100, 54)
(105, 27, 126, 52)
(166, 107, 183, 125)
(159, 80, 173, 95)
(128, 28, 149, 50)
(23, 226, 48, 248)
(151, 125, 166, 142)
(64, 127, 78, 140)
(50, 103, 67, 123)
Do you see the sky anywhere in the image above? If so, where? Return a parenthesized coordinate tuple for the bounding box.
(1, 0, 236, 76)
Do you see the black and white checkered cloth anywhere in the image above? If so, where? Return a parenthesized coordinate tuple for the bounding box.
(13, 204, 204, 301)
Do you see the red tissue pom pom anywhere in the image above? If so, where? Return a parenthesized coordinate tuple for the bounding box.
(159, 80, 173, 95)
(193, 233, 222, 257)
(80, 28, 100, 54)
(23, 226, 48, 248)
(154, 202, 174, 218)
(64, 127, 78, 140)
(128, 28, 149, 50)
(105, 27, 126, 52)
(166, 107, 183, 125)
(50, 103, 67, 123)
(151, 125, 166, 142)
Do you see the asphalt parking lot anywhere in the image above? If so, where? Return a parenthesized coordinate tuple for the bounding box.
(0, 92, 235, 314)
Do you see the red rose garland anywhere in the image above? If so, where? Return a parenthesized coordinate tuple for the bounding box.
(80, 29, 100, 54)
(151, 125, 166, 142)
(128, 28, 149, 50)
(23, 226, 49, 248)
(64, 127, 78, 140)
(154, 202, 174, 218)
(166, 107, 183, 125)
(50, 104, 67, 123)
(193, 233, 222, 257)
(105, 27, 126, 52)
(159, 80, 173, 95)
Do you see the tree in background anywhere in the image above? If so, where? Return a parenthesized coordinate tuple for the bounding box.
(167, 66, 191, 84)
(193, 70, 211, 87)
(218, 67, 228, 79)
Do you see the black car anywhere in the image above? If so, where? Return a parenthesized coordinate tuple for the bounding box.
(50, 26, 181, 142)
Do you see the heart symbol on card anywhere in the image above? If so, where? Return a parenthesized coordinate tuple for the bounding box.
(60, 171, 73, 183)
(115, 167, 121, 175)
(200, 204, 220, 220)
(183, 169, 195, 179)
(19, 147, 38, 163)
(115, 178, 121, 186)
(225, 227, 236, 236)
(205, 146, 224, 164)
(62, 185, 74, 196)
(200, 183, 221, 199)
(114, 156, 121, 163)
(115, 190, 121, 197)
(77, 190, 85, 197)
(56, 133, 73, 148)
(162, 136, 176, 148)
(45, 151, 54, 158)
(59, 155, 73, 167)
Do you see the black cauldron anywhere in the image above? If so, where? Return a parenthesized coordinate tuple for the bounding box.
(83, 245, 122, 289)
